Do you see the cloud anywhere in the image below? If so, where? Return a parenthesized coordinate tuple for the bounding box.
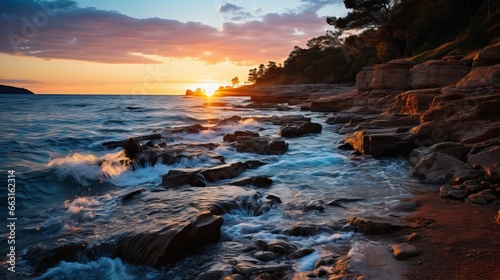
(218, 3, 243, 13)
(0, 0, 331, 65)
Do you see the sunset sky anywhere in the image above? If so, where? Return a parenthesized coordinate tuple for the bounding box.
(0, 0, 346, 94)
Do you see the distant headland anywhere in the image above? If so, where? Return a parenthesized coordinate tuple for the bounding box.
(0, 84, 35, 94)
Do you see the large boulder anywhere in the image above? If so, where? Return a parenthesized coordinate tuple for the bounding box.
(356, 67, 374, 91)
(236, 136, 288, 155)
(413, 152, 478, 183)
(411, 59, 470, 89)
(162, 162, 246, 188)
(388, 88, 442, 116)
(344, 131, 416, 157)
(223, 131, 260, 142)
(468, 146, 500, 181)
(371, 59, 416, 90)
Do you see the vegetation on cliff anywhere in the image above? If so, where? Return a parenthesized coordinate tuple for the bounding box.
(249, 0, 499, 85)
(0, 84, 35, 94)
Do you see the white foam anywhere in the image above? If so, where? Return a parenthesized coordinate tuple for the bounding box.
(38, 257, 159, 280)
(296, 250, 320, 271)
(47, 151, 129, 185)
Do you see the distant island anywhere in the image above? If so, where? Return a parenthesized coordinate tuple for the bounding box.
(0, 84, 35, 94)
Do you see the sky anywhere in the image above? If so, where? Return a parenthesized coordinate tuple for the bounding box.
(0, 0, 347, 94)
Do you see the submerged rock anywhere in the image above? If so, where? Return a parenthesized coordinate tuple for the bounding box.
(223, 130, 260, 142)
(278, 122, 322, 137)
(348, 217, 404, 235)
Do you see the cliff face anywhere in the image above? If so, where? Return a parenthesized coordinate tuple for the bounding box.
(0, 84, 35, 94)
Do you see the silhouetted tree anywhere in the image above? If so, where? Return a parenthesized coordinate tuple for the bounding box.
(231, 76, 240, 87)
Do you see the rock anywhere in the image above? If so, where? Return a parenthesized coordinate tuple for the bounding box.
(409, 142, 471, 166)
(103, 134, 163, 149)
(170, 124, 207, 134)
(287, 225, 320, 237)
(221, 275, 246, 280)
(229, 176, 273, 188)
(290, 248, 315, 259)
(310, 90, 356, 112)
(265, 240, 297, 255)
(390, 201, 418, 212)
(440, 183, 469, 199)
(236, 262, 292, 278)
(473, 43, 500, 68)
(223, 131, 260, 142)
(456, 64, 500, 89)
(464, 180, 487, 193)
(407, 232, 421, 242)
(162, 162, 246, 188)
(477, 189, 498, 202)
(123, 138, 142, 158)
(344, 131, 416, 157)
(484, 164, 500, 181)
(496, 210, 500, 224)
(411, 59, 470, 89)
(468, 146, 500, 168)
(356, 67, 374, 90)
(327, 197, 364, 207)
(254, 251, 278, 262)
(371, 59, 416, 90)
(348, 217, 404, 235)
(392, 243, 420, 260)
(305, 200, 324, 212)
(413, 152, 478, 183)
(266, 195, 282, 204)
(388, 88, 442, 116)
(236, 136, 288, 155)
(278, 122, 322, 137)
(465, 193, 489, 205)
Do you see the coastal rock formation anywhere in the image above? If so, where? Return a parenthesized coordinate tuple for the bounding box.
(310, 90, 356, 112)
(472, 42, 500, 68)
(223, 130, 260, 142)
(455, 64, 500, 89)
(370, 59, 416, 90)
(355, 67, 374, 90)
(0, 84, 35, 94)
(411, 59, 470, 89)
(413, 152, 478, 183)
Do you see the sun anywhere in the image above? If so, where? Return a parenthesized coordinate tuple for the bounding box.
(191, 83, 220, 97)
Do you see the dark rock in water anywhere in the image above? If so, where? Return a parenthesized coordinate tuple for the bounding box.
(229, 176, 273, 188)
(121, 189, 145, 202)
(344, 131, 416, 157)
(254, 251, 278, 262)
(223, 130, 260, 142)
(286, 225, 320, 236)
(25, 186, 258, 272)
(338, 143, 353, 150)
(305, 200, 324, 212)
(123, 138, 142, 158)
(171, 124, 207, 134)
(236, 136, 288, 155)
(0, 84, 35, 94)
(103, 134, 163, 149)
(348, 217, 404, 235)
(327, 197, 364, 207)
(392, 243, 420, 260)
(266, 195, 282, 204)
(290, 248, 315, 259)
(244, 160, 267, 169)
(210, 192, 277, 216)
(236, 262, 293, 279)
(162, 162, 246, 188)
(278, 122, 322, 138)
(264, 240, 297, 255)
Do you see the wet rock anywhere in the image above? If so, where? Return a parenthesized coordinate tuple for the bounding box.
(236, 262, 293, 279)
(236, 136, 288, 155)
(305, 200, 324, 212)
(464, 180, 486, 193)
(123, 138, 142, 158)
(345, 131, 416, 157)
(465, 194, 489, 205)
(390, 201, 418, 212)
(407, 232, 421, 242)
(244, 160, 267, 169)
(103, 134, 164, 149)
(468, 146, 500, 169)
(484, 164, 500, 181)
(229, 176, 273, 188)
(254, 251, 278, 262)
(221, 275, 246, 280)
(162, 162, 246, 188)
(313, 255, 339, 269)
(223, 130, 260, 143)
(310, 92, 356, 112)
(290, 248, 315, 259)
(413, 152, 478, 183)
(348, 217, 404, 235)
(121, 189, 145, 202)
(170, 124, 207, 134)
(287, 225, 320, 237)
(409, 142, 471, 167)
(278, 122, 322, 137)
(266, 194, 282, 204)
(265, 240, 297, 255)
(327, 197, 364, 207)
(392, 243, 420, 260)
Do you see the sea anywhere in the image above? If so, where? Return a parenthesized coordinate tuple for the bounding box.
(0, 94, 432, 279)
